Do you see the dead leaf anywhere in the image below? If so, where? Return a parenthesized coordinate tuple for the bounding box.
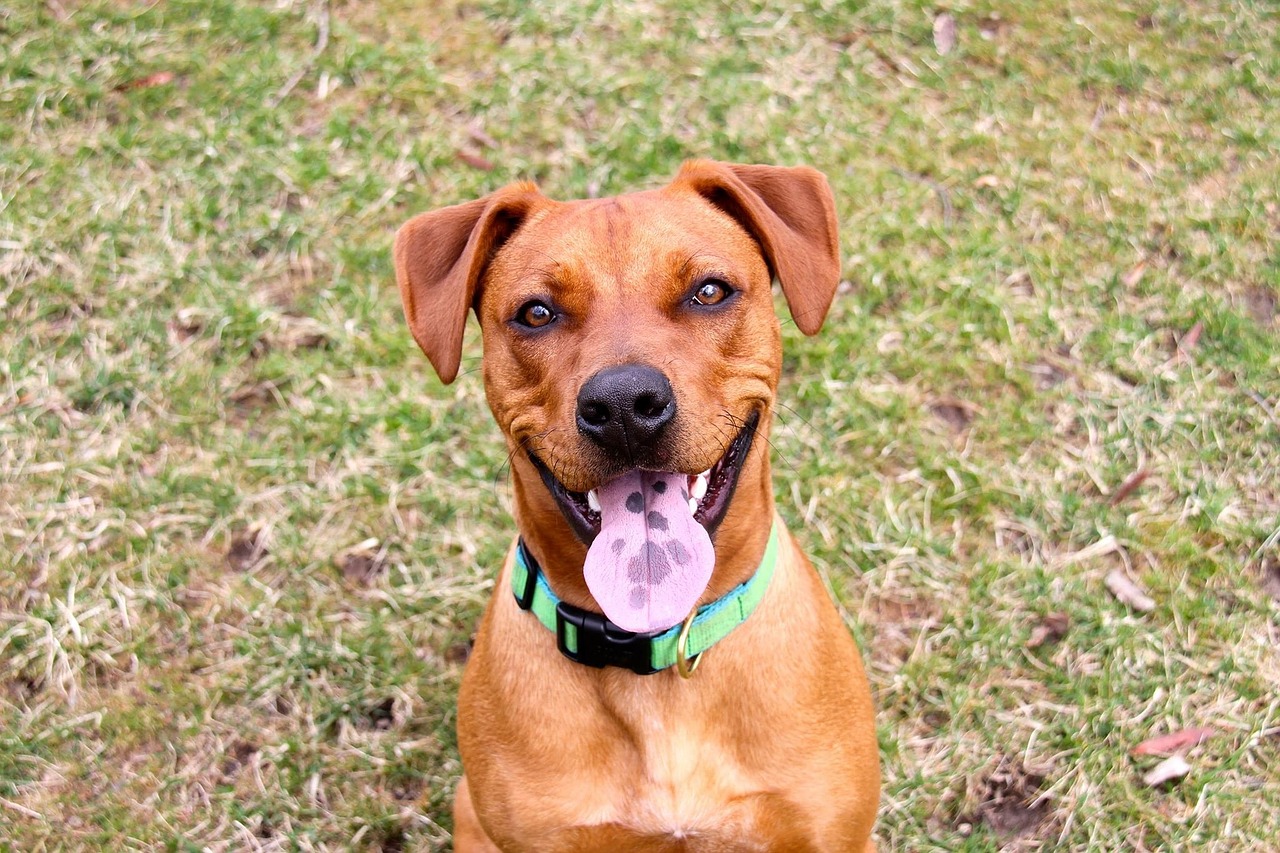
(1122, 260, 1147, 288)
(466, 121, 498, 149)
(226, 526, 268, 572)
(1176, 321, 1203, 361)
(1027, 612, 1069, 649)
(1142, 754, 1191, 787)
(972, 174, 1000, 189)
(933, 12, 957, 55)
(456, 150, 494, 171)
(1133, 726, 1215, 756)
(1108, 468, 1150, 507)
(116, 71, 177, 91)
(1105, 568, 1156, 613)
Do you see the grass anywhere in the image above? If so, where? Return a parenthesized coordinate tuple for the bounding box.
(1, 0, 1277, 848)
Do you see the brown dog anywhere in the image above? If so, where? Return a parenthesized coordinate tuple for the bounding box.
(394, 160, 879, 852)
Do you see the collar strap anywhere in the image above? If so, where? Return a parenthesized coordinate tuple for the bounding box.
(511, 522, 780, 675)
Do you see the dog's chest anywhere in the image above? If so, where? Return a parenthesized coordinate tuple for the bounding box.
(575, 715, 809, 850)
(621, 717, 747, 825)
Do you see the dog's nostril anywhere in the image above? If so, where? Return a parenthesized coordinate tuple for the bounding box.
(634, 393, 665, 420)
(581, 401, 611, 426)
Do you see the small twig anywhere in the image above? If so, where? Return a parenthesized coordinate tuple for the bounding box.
(0, 796, 42, 820)
(1089, 101, 1107, 132)
(269, 0, 331, 108)
(892, 168, 954, 226)
(851, 32, 902, 73)
(1108, 468, 1150, 507)
(1246, 389, 1278, 427)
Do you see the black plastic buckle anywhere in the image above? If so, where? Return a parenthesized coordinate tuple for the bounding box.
(555, 602, 658, 675)
(514, 540, 538, 611)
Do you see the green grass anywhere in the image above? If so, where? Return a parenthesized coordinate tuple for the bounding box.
(2, 0, 1277, 848)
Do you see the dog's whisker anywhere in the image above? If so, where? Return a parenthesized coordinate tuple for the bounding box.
(491, 429, 559, 495)
(772, 400, 816, 436)
(720, 409, 797, 476)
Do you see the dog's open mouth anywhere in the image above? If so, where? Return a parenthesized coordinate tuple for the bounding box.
(528, 411, 759, 633)
(530, 410, 758, 544)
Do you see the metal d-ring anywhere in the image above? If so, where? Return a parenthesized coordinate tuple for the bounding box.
(675, 607, 702, 679)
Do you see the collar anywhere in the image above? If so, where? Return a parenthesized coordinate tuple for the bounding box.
(510, 522, 780, 675)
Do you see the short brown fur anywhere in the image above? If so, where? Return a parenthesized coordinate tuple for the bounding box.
(394, 160, 879, 851)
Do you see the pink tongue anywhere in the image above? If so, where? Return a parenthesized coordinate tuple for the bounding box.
(583, 470, 715, 633)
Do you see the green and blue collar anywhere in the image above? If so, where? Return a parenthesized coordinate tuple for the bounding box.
(511, 523, 780, 675)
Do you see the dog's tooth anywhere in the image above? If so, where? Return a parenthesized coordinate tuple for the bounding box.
(688, 498, 698, 515)
(690, 475, 708, 501)
(587, 489, 601, 513)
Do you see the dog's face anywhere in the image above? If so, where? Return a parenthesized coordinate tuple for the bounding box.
(479, 189, 780, 515)
(394, 160, 840, 631)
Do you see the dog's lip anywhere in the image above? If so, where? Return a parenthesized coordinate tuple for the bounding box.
(529, 410, 760, 546)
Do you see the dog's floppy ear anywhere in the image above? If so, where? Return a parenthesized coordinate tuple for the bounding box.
(393, 183, 543, 383)
(674, 160, 840, 335)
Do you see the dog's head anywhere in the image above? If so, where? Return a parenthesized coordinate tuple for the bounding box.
(394, 160, 840, 631)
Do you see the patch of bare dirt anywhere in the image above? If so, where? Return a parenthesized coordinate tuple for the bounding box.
(1259, 553, 1280, 602)
(228, 378, 290, 411)
(359, 697, 397, 731)
(337, 540, 388, 587)
(220, 740, 259, 779)
(869, 595, 940, 668)
(1243, 285, 1277, 329)
(1027, 612, 1070, 649)
(1030, 360, 1070, 390)
(226, 526, 269, 572)
(963, 756, 1052, 842)
(444, 637, 474, 665)
(930, 398, 977, 433)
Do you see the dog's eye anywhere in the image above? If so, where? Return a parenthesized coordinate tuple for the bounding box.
(516, 301, 555, 328)
(691, 280, 731, 306)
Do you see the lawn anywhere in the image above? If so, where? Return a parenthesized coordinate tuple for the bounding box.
(1, 0, 1277, 849)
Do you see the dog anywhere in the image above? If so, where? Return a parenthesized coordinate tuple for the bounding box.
(394, 160, 879, 852)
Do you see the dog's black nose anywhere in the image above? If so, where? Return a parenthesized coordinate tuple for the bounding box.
(576, 364, 676, 459)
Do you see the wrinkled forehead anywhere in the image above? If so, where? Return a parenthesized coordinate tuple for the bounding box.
(489, 188, 764, 291)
